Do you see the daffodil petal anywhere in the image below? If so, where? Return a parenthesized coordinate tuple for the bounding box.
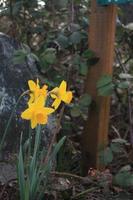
(40, 88, 47, 98)
(28, 93, 34, 105)
(28, 80, 36, 91)
(43, 107, 54, 114)
(31, 116, 37, 129)
(59, 81, 66, 95)
(21, 108, 32, 120)
(36, 78, 40, 90)
(62, 91, 73, 104)
(51, 93, 57, 99)
(35, 96, 45, 108)
(52, 98, 61, 110)
(50, 87, 58, 96)
(42, 84, 48, 90)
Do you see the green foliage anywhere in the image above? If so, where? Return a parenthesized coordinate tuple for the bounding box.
(39, 48, 56, 70)
(13, 49, 28, 64)
(82, 49, 95, 59)
(114, 165, 133, 188)
(99, 147, 113, 166)
(70, 105, 81, 117)
(57, 34, 69, 48)
(99, 137, 133, 188)
(110, 142, 123, 153)
(97, 74, 114, 96)
(18, 141, 25, 200)
(79, 93, 92, 107)
(13, 48, 39, 64)
(79, 61, 88, 76)
(17, 125, 66, 200)
(70, 31, 82, 45)
(111, 138, 129, 145)
(99, 138, 128, 166)
(117, 81, 129, 89)
(0, 0, 91, 82)
(70, 94, 92, 118)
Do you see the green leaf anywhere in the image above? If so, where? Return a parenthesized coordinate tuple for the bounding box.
(117, 81, 129, 89)
(23, 138, 30, 153)
(70, 23, 81, 32)
(30, 26, 45, 33)
(98, 84, 114, 96)
(112, 138, 128, 144)
(119, 165, 131, 172)
(57, 34, 69, 48)
(99, 147, 113, 166)
(114, 171, 133, 187)
(44, 52, 56, 64)
(79, 61, 88, 75)
(56, 0, 68, 8)
(79, 94, 92, 107)
(82, 49, 95, 59)
(13, 49, 27, 64)
(70, 31, 82, 44)
(110, 142, 123, 153)
(97, 74, 112, 88)
(39, 48, 56, 68)
(12, 2, 22, 15)
(44, 136, 66, 175)
(97, 75, 114, 96)
(39, 57, 49, 70)
(52, 136, 66, 158)
(17, 144, 26, 200)
(81, 17, 89, 28)
(30, 53, 39, 62)
(44, 48, 56, 64)
(70, 105, 81, 117)
(62, 121, 72, 132)
(73, 54, 81, 66)
(119, 73, 133, 79)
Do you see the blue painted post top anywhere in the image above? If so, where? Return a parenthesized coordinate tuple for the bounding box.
(97, 0, 132, 5)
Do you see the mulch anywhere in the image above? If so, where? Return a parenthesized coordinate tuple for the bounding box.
(0, 181, 18, 200)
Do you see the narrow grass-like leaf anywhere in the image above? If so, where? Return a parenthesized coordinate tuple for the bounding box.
(18, 143, 25, 200)
(29, 125, 41, 180)
(40, 136, 66, 182)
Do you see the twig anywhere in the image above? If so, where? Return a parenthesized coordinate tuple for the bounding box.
(71, 187, 98, 199)
(111, 125, 121, 138)
(51, 171, 85, 181)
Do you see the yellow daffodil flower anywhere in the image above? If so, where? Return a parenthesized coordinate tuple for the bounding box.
(28, 79, 48, 104)
(21, 96, 54, 129)
(50, 80, 73, 110)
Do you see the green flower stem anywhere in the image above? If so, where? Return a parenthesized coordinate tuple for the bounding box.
(0, 90, 29, 153)
(28, 125, 32, 159)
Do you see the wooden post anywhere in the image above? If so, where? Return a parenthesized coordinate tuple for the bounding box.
(82, 0, 117, 173)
